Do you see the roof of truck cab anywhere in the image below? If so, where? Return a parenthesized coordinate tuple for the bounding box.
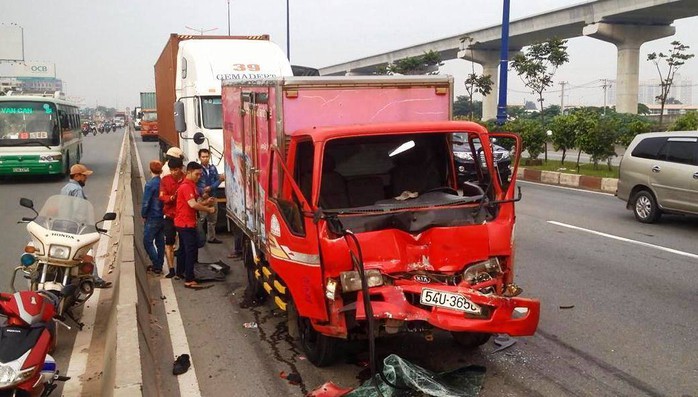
(290, 121, 490, 142)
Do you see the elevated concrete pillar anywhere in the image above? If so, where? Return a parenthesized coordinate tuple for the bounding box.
(583, 23, 675, 114)
(458, 48, 520, 121)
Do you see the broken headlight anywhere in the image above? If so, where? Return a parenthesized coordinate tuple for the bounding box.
(340, 269, 383, 292)
(463, 257, 502, 285)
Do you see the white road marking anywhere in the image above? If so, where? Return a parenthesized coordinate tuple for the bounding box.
(160, 279, 202, 397)
(64, 130, 127, 395)
(547, 220, 698, 260)
(133, 130, 203, 396)
(518, 180, 614, 196)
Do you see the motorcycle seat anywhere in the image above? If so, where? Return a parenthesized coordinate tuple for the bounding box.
(0, 326, 47, 363)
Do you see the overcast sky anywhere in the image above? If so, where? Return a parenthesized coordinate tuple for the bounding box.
(2, 0, 697, 109)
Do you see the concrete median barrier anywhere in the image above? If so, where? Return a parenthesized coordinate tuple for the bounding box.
(519, 167, 617, 193)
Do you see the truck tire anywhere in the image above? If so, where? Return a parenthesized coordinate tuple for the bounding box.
(296, 312, 338, 367)
(450, 331, 491, 349)
(243, 239, 266, 304)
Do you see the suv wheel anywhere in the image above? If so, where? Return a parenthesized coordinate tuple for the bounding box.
(632, 190, 661, 223)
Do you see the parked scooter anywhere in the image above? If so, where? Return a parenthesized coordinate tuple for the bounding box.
(0, 290, 70, 396)
(12, 196, 116, 330)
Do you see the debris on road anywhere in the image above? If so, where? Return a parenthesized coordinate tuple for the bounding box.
(280, 371, 303, 385)
(172, 354, 191, 376)
(243, 322, 258, 329)
(559, 305, 575, 309)
(308, 354, 485, 397)
(492, 334, 517, 353)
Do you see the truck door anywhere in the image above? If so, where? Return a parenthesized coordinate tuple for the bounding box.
(264, 139, 328, 321)
(240, 90, 272, 233)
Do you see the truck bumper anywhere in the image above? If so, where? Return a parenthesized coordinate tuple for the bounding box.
(348, 284, 539, 336)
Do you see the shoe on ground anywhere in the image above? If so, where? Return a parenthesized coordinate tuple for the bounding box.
(207, 238, 222, 244)
(94, 279, 112, 288)
(172, 354, 191, 375)
(165, 270, 176, 278)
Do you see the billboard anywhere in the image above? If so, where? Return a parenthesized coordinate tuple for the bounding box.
(0, 61, 56, 78)
(0, 25, 24, 61)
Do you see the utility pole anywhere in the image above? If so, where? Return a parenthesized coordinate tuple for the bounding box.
(286, 0, 291, 61)
(496, 0, 511, 125)
(559, 81, 567, 114)
(227, 0, 231, 35)
(601, 79, 611, 115)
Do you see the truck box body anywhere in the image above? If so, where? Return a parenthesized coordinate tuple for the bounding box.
(139, 92, 156, 110)
(154, 34, 292, 166)
(221, 75, 539, 366)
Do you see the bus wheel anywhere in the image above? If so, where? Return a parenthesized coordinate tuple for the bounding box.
(63, 154, 71, 179)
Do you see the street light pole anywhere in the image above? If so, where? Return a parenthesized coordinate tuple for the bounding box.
(496, 0, 511, 125)
(227, 0, 231, 35)
(286, 0, 291, 61)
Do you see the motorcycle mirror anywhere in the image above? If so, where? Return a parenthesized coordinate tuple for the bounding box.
(193, 132, 205, 145)
(19, 198, 34, 209)
(102, 212, 117, 221)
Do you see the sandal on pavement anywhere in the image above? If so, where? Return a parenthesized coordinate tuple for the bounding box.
(95, 280, 112, 289)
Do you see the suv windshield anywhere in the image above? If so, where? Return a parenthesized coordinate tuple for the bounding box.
(0, 101, 60, 146)
(34, 195, 97, 235)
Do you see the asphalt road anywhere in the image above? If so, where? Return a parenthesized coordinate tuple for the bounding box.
(0, 128, 124, 393)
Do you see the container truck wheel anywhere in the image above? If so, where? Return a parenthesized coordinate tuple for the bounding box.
(450, 331, 491, 349)
(296, 311, 338, 367)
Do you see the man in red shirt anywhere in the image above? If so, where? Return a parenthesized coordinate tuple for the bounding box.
(176, 161, 216, 288)
(159, 158, 184, 278)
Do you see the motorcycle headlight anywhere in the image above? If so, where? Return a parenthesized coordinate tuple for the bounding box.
(49, 245, 71, 260)
(20, 253, 36, 267)
(0, 364, 36, 388)
(340, 269, 384, 293)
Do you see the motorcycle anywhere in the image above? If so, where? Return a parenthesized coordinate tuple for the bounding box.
(111, 124, 116, 133)
(0, 290, 70, 396)
(11, 195, 116, 330)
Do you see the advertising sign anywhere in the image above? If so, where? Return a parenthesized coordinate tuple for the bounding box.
(0, 25, 24, 61)
(7, 62, 56, 78)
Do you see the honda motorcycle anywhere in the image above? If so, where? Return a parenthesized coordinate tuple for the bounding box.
(11, 196, 116, 330)
(0, 290, 70, 396)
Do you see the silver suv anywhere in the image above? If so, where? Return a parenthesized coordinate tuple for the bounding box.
(617, 131, 698, 223)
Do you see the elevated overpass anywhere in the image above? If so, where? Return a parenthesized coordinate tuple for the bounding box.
(319, 0, 698, 119)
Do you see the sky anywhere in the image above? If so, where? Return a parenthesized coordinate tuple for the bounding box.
(2, 0, 697, 110)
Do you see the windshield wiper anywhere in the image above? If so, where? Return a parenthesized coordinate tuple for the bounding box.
(4, 140, 52, 150)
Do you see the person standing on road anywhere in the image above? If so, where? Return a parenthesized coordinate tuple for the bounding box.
(159, 158, 185, 278)
(141, 160, 166, 275)
(175, 161, 216, 288)
(60, 163, 112, 288)
(161, 147, 185, 177)
(197, 148, 224, 244)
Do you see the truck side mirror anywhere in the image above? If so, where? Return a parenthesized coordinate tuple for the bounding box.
(174, 101, 186, 133)
(193, 132, 205, 145)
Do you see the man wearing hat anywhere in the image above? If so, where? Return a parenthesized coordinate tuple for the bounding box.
(161, 147, 185, 177)
(60, 163, 93, 199)
(60, 163, 112, 288)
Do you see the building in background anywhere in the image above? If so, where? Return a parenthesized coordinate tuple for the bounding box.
(608, 75, 694, 106)
(0, 61, 63, 95)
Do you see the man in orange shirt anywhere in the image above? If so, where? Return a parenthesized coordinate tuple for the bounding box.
(175, 161, 215, 288)
(159, 158, 184, 278)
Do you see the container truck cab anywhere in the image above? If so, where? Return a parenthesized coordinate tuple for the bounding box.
(222, 76, 540, 367)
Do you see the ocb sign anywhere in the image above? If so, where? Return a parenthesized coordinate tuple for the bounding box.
(9, 62, 55, 78)
(30, 65, 48, 72)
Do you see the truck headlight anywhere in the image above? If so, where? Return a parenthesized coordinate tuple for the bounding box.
(463, 258, 502, 285)
(340, 269, 384, 293)
(0, 364, 35, 388)
(49, 245, 71, 260)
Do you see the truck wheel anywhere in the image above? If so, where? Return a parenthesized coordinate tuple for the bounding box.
(450, 332, 491, 349)
(297, 313, 338, 367)
(632, 190, 661, 223)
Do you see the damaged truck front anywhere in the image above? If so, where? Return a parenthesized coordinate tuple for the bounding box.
(222, 76, 540, 367)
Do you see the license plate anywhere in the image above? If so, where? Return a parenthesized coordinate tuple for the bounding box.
(420, 288, 481, 314)
(13, 167, 29, 173)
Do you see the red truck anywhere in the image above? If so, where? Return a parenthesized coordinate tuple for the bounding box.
(222, 76, 539, 366)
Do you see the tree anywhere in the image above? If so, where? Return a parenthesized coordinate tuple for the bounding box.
(637, 103, 650, 115)
(510, 38, 569, 126)
(669, 111, 698, 131)
(461, 37, 494, 120)
(612, 113, 652, 147)
(453, 96, 482, 119)
(380, 50, 443, 75)
(647, 41, 695, 127)
(505, 119, 546, 160)
(574, 110, 617, 170)
(548, 114, 577, 165)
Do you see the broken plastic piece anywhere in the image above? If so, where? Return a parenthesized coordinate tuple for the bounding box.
(307, 381, 354, 397)
(279, 371, 303, 385)
(491, 334, 517, 353)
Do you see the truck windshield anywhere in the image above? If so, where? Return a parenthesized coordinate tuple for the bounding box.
(142, 112, 157, 122)
(201, 96, 222, 129)
(0, 101, 60, 146)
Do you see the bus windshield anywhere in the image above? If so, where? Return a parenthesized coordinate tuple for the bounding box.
(201, 96, 222, 129)
(0, 101, 59, 146)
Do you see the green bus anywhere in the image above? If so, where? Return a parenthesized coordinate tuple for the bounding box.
(0, 95, 83, 177)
